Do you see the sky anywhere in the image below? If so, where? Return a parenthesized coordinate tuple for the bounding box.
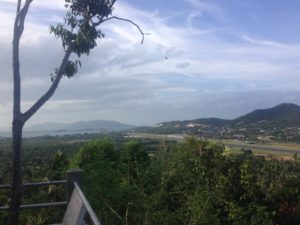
(1, 0, 300, 129)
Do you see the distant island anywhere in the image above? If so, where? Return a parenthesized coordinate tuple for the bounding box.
(26, 119, 135, 132)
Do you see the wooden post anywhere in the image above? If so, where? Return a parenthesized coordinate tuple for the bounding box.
(66, 169, 84, 203)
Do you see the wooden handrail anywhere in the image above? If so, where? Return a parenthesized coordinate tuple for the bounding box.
(0, 170, 102, 225)
(0, 201, 67, 211)
(0, 180, 68, 211)
(0, 180, 67, 189)
(74, 182, 101, 225)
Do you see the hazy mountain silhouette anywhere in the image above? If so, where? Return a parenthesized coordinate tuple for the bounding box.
(135, 103, 300, 132)
(27, 120, 134, 131)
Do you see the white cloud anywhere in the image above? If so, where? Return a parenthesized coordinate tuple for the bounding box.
(242, 34, 289, 48)
(176, 61, 190, 69)
(2, 0, 64, 10)
(185, 0, 223, 15)
(1, 0, 300, 129)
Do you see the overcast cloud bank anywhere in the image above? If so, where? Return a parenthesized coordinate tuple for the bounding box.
(1, 0, 300, 129)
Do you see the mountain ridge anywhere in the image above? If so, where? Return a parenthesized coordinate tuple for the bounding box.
(23, 103, 300, 133)
(232, 103, 300, 128)
(133, 103, 300, 135)
(26, 119, 135, 131)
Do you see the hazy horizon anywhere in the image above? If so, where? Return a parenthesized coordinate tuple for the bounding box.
(0, 102, 297, 132)
(1, 0, 300, 129)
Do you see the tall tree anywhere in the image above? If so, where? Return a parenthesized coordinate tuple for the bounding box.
(8, 1, 146, 224)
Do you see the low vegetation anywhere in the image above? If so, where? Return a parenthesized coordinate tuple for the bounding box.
(0, 135, 299, 225)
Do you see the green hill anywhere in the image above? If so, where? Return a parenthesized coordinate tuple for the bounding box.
(134, 103, 300, 135)
(232, 103, 300, 128)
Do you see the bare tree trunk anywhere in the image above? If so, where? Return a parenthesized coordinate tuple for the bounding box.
(7, 17, 23, 225)
(7, 2, 28, 224)
(7, 35, 23, 224)
(7, 118, 23, 225)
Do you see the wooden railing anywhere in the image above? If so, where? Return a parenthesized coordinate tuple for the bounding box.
(63, 182, 101, 225)
(0, 169, 101, 225)
(0, 180, 68, 211)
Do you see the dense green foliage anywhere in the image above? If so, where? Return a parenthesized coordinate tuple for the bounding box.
(0, 133, 165, 224)
(0, 135, 299, 224)
(50, 0, 116, 79)
(71, 137, 300, 225)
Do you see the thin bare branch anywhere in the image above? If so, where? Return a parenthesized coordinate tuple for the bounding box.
(102, 199, 123, 220)
(17, 0, 33, 37)
(95, 16, 150, 44)
(13, 0, 33, 42)
(23, 48, 73, 123)
(11, 0, 32, 122)
(15, 0, 32, 22)
(16, 0, 22, 14)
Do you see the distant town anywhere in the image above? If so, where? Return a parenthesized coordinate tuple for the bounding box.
(133, 103, 300, 144)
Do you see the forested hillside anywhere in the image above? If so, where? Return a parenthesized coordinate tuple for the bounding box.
(0, 136, 299, 225)
(133, 103, 300, 142)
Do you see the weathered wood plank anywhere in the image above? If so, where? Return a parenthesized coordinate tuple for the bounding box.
(62, 188, 86, 225)
(74, 182, 101, 225)
(0, 180, 67, 189)
(0, 202, 67, 211)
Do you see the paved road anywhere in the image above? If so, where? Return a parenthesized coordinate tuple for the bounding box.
(226, 143, 300, 154)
